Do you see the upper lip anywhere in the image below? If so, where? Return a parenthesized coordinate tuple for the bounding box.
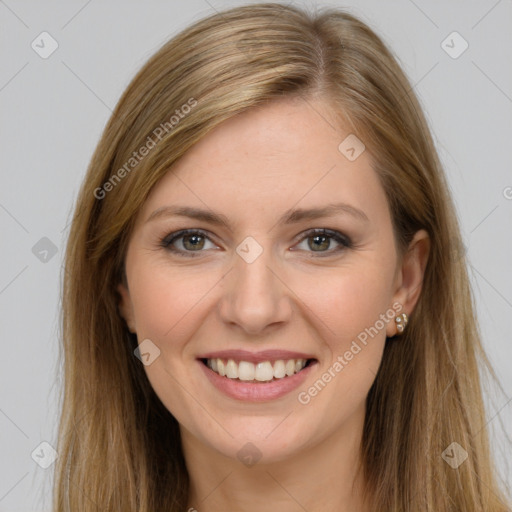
(197, 349, 316, 364)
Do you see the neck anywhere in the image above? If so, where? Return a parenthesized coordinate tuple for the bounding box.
(182, 405, 369, 512)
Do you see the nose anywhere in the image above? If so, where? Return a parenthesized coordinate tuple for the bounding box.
(218, 241, 293, 335)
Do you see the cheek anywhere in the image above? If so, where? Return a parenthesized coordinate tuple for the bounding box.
(129, 246, 396, 363)
(129, 260, 220, 343)
(127, 262, 218, 421)
(294, 261, 394, 405)
(303, 262, 395, 347)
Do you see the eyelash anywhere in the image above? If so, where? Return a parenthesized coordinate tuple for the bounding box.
(159, 228, 352, 258)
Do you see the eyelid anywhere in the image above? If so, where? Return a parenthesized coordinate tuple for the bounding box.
(291, 228, 352, 256)
(160, 228, 220, 255)
(160, 227, 352, 257)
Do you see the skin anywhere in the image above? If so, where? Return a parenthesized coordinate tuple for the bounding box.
(117, 96, 430, 511)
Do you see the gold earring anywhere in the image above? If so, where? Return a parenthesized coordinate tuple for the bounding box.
(395, 313, 408, 334)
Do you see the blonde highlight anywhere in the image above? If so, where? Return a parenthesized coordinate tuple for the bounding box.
(54, 3, 511, 511)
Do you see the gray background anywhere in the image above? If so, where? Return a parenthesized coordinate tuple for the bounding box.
(1, 0, 511, 510)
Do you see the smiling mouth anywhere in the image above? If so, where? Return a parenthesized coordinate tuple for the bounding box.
(200, 358, 317, 382)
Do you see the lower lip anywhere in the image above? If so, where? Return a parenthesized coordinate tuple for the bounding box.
(198, 360, 317, 402)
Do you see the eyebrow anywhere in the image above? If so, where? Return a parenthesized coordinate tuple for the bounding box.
(146, 202, 369, 228)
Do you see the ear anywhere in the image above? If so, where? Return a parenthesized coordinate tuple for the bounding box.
(117, 282, 137, 333)
(386, 229, 430, 337)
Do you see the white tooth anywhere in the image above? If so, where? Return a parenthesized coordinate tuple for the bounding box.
(285, 359, 295, 376)
(238, 361, 255, 381)
(210, 358, 307, 380)
(273, 360, 286, 378)
(226, 359, 238, 379)
(295, 359, 305, 372)
(255, 361, 274, 381)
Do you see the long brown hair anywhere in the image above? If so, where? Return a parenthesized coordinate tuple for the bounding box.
(53, 3, 511, 510)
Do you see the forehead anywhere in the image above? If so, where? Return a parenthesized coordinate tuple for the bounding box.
(175, 97, 349, 178)
(139, 97, 389, 228)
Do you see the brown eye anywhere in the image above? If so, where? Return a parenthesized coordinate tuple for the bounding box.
(181, 233, 206, 251)
(161, 230, 217, 257)
(293, 229, 352, 256)
(308, 234, 331, 251)
(161, 228, 352, 258)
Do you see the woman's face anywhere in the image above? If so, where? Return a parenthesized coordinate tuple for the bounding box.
(118, 97, 426, 465)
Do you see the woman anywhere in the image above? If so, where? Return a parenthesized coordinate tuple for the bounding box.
(53, 3, 511, 511)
